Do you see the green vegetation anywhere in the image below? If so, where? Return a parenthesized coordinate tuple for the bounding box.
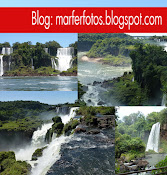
(0, 101, 50, 121)
(152, 156, 167, 174)
(102, 54, 131, 66)
(63, 119, 79, 134)
(1, 40, 77, 76)
(78, 81, 86, 99)
(60, 65, 77, 76)
(4, 66, 60, 76)
(102, 73, 148, 106)
(78, 33, 132, 51)
(87, 37, 136, 58)
(102, 43, 167, 105)
(0, 101, 51, 133)
(116, 130, 145, 159)
(45, 116, 64, 143)
(130, 43, 167, 104)
(116, 108, 167, 170)
(32, 147, 47, 161)
(0, 151, 31, 175)
(76, 106, 115, 116)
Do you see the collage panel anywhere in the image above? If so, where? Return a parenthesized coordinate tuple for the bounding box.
(78, 33, 167, 106)
(0, 33, 77, 91)
(0, 91, 115, 175)
(115, 106, 167, 174)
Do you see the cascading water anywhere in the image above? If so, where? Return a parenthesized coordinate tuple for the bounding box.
(15, 123, 53, 161)
(55, 47, 74, 71)
(0, 47, 13, 75)
(146, 122, 160, 153)
(51, 58, 57, 69)
(31, 58, 34, 69)
(31, 107, 78, 175)
(161, 94, 167, 106)
(60, 107, 79, 124)
(14, 107, 78, 175)
(0, 55, 3, 76)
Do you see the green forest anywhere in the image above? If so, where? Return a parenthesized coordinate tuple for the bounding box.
(102, 43, 167, 105)
(0, 101, 51, 132)
(78, 33, 132, 51)
(116, 108, 167, 173)
(1, 41, 77, 76)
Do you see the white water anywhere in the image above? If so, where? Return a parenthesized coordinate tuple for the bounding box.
(31, 107, 78, 175)
(146, 122, 160, 153)
(55, 47, 74, 71)
(161, 94, 167, 106)
(14, 107, 78, 175)
(60, 107, 79, 124)
(0, 55, 3, 76)
(51, 58, 57, 69)
(31, 58, 34, 69)
(0, 47, 13, 75)
(31, 135, 71, 175)
(15, 123, 53, 161)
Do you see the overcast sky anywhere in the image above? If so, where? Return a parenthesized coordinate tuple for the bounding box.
(116, 106, 166, 120)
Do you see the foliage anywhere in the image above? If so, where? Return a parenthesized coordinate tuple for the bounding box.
(63, 119, 79, 134)
(115, 130, 145, 159)
(78, 33, 133, 51)
(0, 151, 30, 175)
(130, 43, 167, 104)
(87, 37, 137, 58)
(103, 54, 131, 66)
(0, 101, 50, 121)
(32, 146, 47, 160)
(78, 81, 86, 99)
(69, 41, 77, 56)
(152, 156, 167, 174)
(76, 106, 115, 116)
(103, 73, 148, 106)
(60, 65, 77, 76)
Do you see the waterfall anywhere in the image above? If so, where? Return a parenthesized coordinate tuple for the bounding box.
(0, 55, 4, 76)
(31, 123, 53, 146)
(15, 123, 53, 161)
(1, 47, 5, 55)
(60, 107, 79, 124)
(31, 107, 78, 175)
(31, 58, 34, 69)
(146, 122, 160, 153)
(14, 107, 79, 175)
(44, 48, 48, 53)
(161, 94, 167, 106)
(55, 47, 74, 71)
(51, 58, 57, 69)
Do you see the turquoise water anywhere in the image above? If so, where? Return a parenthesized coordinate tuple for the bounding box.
(0, 76, 77, 91)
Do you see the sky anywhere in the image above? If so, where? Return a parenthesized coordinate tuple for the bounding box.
(0, 91, 78, 105)
(0, 0, 166, 7)
(0, 33, 77, 47)
(117, 106, 166, 120)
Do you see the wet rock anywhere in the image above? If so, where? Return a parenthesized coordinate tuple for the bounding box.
(97, 101, 105, 105)
(92, 81, 101, 86)
(88, 99, 92, 103)
(74, 128, 86, 134)
(82, 85, 88, 91)
(128, 165, 138, 171)
(97, 115, 114, 129)
(137, 160, 149, 169)
(86, 129, 100, 135)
